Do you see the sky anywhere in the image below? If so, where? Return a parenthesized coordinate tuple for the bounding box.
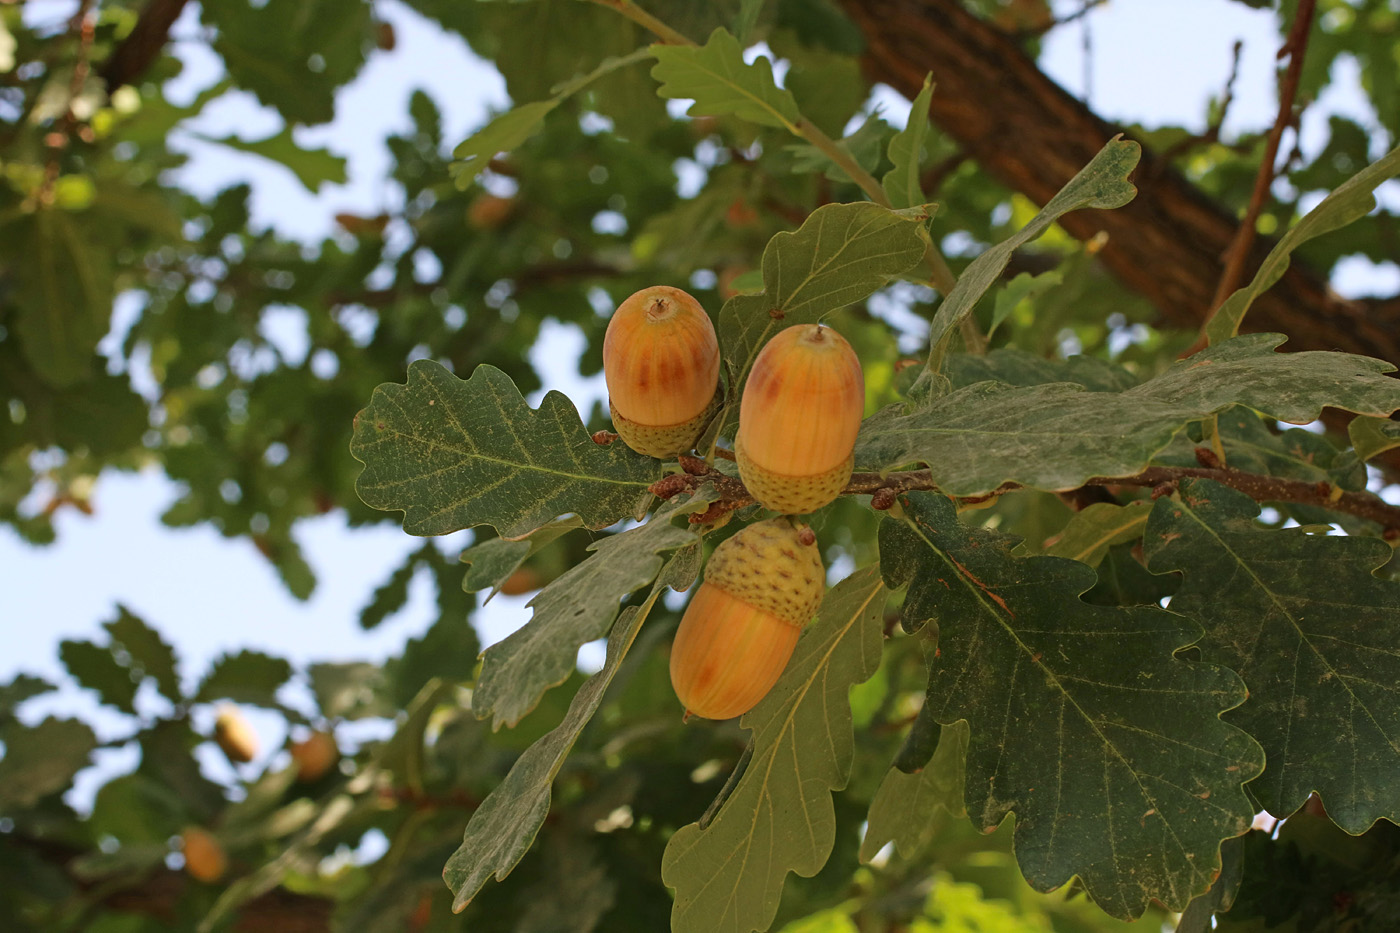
(3, 0, 1398, 806)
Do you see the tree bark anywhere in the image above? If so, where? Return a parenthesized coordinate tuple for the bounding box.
(840, 0, 1400, 367)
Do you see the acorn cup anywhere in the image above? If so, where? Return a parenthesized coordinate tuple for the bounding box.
(736, 323, 864, 514)
(604, 286, 721, 459)
(669, 517, 825, 721)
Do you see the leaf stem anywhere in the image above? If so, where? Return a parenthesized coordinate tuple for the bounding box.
(583, 0, 694, 46)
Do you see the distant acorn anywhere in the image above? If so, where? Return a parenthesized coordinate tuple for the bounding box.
(604, 286, 721, 459)
(669, 518, 825, 721)
(736, 323, 864, 514)
(181, 827, 228, 883)
(213, 704, 257, 764)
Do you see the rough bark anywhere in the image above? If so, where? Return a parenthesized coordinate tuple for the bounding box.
(840, 0, 1400, 366)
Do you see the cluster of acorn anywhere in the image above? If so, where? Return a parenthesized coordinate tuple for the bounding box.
(603, 286, 864, 721)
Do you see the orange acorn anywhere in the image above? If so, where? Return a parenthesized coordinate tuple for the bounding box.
(213, 704, 257, 764)
(669, 518, 825, 721)
(181, 826, 228, 883)
(290, 731, 339, 783)
(604, 286, 721, 459)
(736, 323, 864, 514)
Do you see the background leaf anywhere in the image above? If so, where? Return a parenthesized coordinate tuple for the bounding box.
(0, 717, 97, 811)
(198, 129, 348, 192)
(352, 362, 661, 538)
(11, 209, 112, 387)
(881, 491, 1262, 919)
(662, 565, 887, 933)
(195, 650, 293, 707)
(1144, 478, 1400, 832)
(860, 719, 969, 862)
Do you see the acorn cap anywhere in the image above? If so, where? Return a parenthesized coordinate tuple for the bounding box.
(604, 286, 720, 429)
(736, 323, 863, 512)
(704, 517, 825, 627)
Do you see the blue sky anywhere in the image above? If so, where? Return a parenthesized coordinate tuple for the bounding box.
(3, 0, 1398, 802)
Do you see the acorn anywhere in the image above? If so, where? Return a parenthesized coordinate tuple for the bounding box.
(736, 323, 864, 514)
(604, 286, 721, 459)
(181, 826, 228, 883)
(213, 704, 257, 764)
(289, 731, 339, 783)
(669, 517, 825, 721)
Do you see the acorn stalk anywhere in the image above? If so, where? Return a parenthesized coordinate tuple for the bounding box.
(736, 323, 864, 514)
(604, 286, 721, 458)
(669, 517, 825, 721)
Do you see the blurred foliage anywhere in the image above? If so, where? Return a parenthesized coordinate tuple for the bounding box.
(2, 0, 1400, 931)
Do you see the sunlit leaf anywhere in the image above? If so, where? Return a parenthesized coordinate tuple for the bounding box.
(651, 27, 800, 131)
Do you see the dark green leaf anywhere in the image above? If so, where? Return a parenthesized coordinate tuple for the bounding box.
(195, 650, 293, 707)
(459, 516, 583, 598)
(945, 345, 1137, 392)
(662, 565, 886, 933)
(106, 607, 182, 706)
(882, 491, 1262, 919)
(650, 27, 800, 130)
(60, 639, 139, 715)
(1144, 478, 1400, 832)
(11, 209, 113, 387)
(352, 362, 661, 538)
(473, 491, 711, 730)
(0, 717, 98, 810)
(0, 674, 54, 722)
(308, 662, 393, 721)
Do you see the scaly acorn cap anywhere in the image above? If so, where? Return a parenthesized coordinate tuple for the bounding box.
(669, 518, 826, 720)
(736, 323, 864, 513)
(604, 285, 721, 458)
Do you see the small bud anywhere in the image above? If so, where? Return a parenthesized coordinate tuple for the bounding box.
(669, 518, 825, 720)
(604, 286, 722, 458)
(736, 324, 864, 513)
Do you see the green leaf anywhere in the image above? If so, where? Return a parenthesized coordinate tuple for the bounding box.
(712, 201, 929, 438)
(195, 650, 293, 707)
(0, 674, 53, 722)
(925, 136, 1141, 379)
(106, 607, 182, 706)
(857, 334, 1400, 495)
(860, 720, 969, 862)
(11, 208, 113, 387)
(197, 128, 348, 192)
(1349, 415, 1400, 463)
(662, 565, 887, 933)
(515, 837, 617, 933)
(882, 74, 934, 209)
(445, 575, 667, 910)
(0, 717, 97, 811)
(351, 361, 661, 539)
(650, 27, 801, 131)
(1143, 478, 1400, 832)
(945, 346, 1136, 392)
(460, 516, 583, 599)
(451, 49, 653, 185)
(881, 491, 1263, 919)
(60, 639, 139, 715)
(473, 491, 711, 730)
(785, 113, 889, 183)
(308, 662, 393, 720)
(1042, 501, 1152, 567)
(1204, 144, 1400, 345)
(358, 545, 425, 630)
(988, 269, 1063, 342)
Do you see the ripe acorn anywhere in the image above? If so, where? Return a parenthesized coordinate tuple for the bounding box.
(604, 286, 721, 459)
(181, 826, 228, 883)
(669, 517, 825, 721)
(290, 731, 339, 783)
(213, 704, 257, 764)
(736, 323, 864, 514)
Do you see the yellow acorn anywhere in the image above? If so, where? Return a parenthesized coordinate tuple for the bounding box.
(289, 731, 339, 783)
(604, 286, 721, 458)
(669, 518, 825, 721)
(181, 826, 228, 883)
(213, 704, 257, 764)
(736, 323, 864, 514)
